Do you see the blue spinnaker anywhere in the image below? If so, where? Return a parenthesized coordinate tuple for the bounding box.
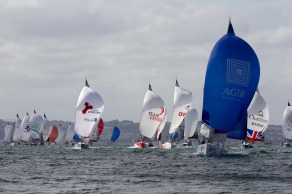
(171, 131, 179, 140)
(73, 133, 81, 142)
(227, 112, 247, 140)
(202, 20, 260, 132)
(111, 126, 120, 142)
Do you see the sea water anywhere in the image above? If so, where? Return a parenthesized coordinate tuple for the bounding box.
(0, 144, 291, 194)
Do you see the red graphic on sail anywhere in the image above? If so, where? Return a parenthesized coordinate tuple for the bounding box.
(159, 107, 165, 115)
(82, 102, 93, 114)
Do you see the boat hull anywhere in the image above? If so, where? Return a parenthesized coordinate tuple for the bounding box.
(196, 143, 227, 156)
(283, 143, 291, 147)
(160, 142, 175, 149)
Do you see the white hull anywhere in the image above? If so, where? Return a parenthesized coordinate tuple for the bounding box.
(283, 143, 291, 147)
(160, 142, 176, 149)
(196, 143, 227, 156)
(73, 142, 89, 149)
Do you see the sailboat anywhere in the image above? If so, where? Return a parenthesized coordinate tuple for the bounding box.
(20, 112, 30, 144)
(133, 83, 166, 148)
(65, 123, 75, 144)
(74, 79, 104, 149)
(197, 19, 260, 156)
(28, 110, 44, 145)
(182, 106, 198, 147)
(227, 89, 269, 148)
(109, 126, 121, 143)
(161, 79, 192, 149)
(3, 123, 14, 145)
(55, 125, 65, 144)
(282, 102, 292, 147)
(12, 114, 22, 145)
(48, 124, 58, 144)
(89, 118, 104, 142)
(42, 114, 52, 145)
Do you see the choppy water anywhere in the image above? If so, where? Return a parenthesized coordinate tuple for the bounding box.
(0, 144, 291, 194)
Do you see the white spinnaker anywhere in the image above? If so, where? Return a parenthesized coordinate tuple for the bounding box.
(29, 112, 44, 140)
(4, 124, 14, 143)
(139, 89, 166, 139)
(156, 110, 167, 140)
(13, 116, 22, 142)
(55, 125, 65, 144)
(75, 85, 104, 137)
(247, 90, 269, 133)
(42, 116, 52, 142)
(282, 105, 292, 140)
(21, 114, 30, 142)
(184, 107, 198, 140)
(65, 123, 75, 142)
(169, 85, 192, 134)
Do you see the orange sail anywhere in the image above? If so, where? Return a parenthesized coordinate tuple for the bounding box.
(49, 124, 59, 143)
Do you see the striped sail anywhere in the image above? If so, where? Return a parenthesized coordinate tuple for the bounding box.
(29, 111, 44, 140)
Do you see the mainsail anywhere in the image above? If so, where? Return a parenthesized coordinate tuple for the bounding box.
(282, 102, 292, 140)
(75, 79, 104, 138)
(29, 110, 44, 140)
(201, 20, 260, 136)
(13, 114, 22, 142)
(139, 84, 166, 139)
(169, 79, 192, 134)
(184, 106, 198, 140)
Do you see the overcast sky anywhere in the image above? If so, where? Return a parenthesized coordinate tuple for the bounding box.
(0, 0, 291, 125)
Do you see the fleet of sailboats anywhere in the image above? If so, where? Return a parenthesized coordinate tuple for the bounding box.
(0, 20, 290, 155)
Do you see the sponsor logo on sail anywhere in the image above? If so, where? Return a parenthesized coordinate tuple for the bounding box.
(226, 58, 251, 87)
(82, 102, 93, 114)
(149, 107, 165, 122)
